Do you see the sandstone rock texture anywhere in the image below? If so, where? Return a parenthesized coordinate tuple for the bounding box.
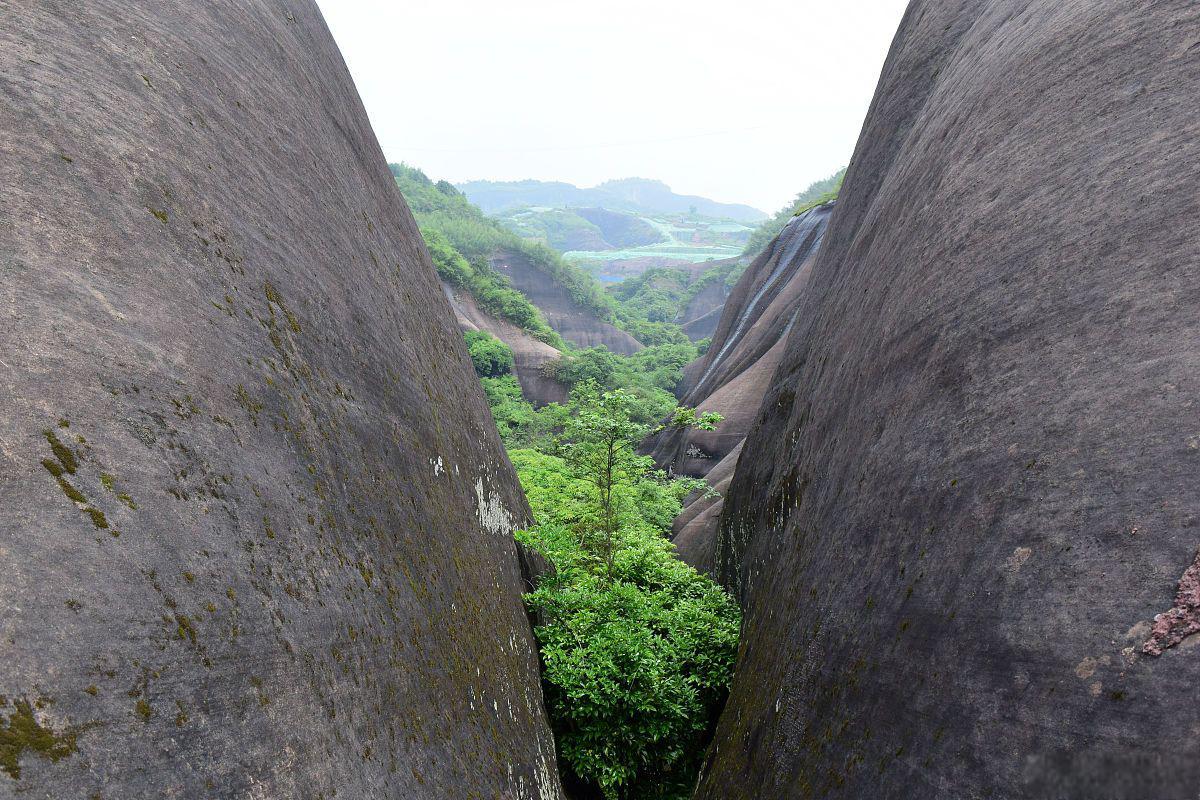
(443, 282, 568, 406)
(0, 3, 562, 798)
(651, 205, 832, 479)
(645, 206, 830, 572)
(490, 249, 643, 355)
(678, 279, 732, 342)
(697, 2, 1200, 798)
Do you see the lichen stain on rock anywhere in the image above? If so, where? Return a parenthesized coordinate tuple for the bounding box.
(474, 475, 517, 537)
(0, 699, 95, 780)
(1005, 546, 1032, 574)
(1142, 549, 1200, 656)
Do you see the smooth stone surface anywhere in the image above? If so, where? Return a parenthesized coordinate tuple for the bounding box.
(0, 3, 562, 798)
(698, 2, 1200, 797)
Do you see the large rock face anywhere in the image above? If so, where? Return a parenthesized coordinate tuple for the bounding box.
(490, 249, 644, 355)
(0, 4, 562, 798)
(644, 206, 831, 571)
(443, 282, 568, 406)
(650, 205, 833, 479)
(698, 2, 1200, 798)
(678, 279, 732, 342)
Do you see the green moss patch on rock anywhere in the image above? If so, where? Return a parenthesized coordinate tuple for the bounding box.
(0, 698, 91, 780)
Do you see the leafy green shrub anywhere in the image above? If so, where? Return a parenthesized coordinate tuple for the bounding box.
(423, 227, 473, 287)
(479, 375, 537, 446)
(545, 346, 622, 389)
(464, 331, 514, 377)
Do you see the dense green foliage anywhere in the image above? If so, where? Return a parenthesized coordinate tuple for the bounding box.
(477, 340, 696, 450)
(545, 342, 699, 428)
(480, 375, 541, 439)
(743, 168, 846, 256)
(392, 165, 564, 346)
(464, 330, 514, 378)
(422, 225, 563, 346)
(510, 386, 737, 799)
(609, 268, 692, 323)
(447, 198, 744, 795)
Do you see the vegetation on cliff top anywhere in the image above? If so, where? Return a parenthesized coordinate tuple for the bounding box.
(394, 164, 615, 320)
(609, 261, 746, 329)
(394, 163, 692, 349)
(742, 167, 845, 256)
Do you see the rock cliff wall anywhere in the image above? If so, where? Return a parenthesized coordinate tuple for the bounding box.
(490, 249, 644, 355)
(698, 1, 1200, 797)
(443, 282, 568, 406)
(0, 3, 562, 798)
(645, 206, 832, 571)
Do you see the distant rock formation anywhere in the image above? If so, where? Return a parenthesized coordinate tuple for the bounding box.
(490, 249, 643, 354)
(678, 280, 731, 341)
(0, 3, 562, 798)
(644, 205, 832, 570)
(698, 2, 1200, 797)
(443, 282, 568, 406)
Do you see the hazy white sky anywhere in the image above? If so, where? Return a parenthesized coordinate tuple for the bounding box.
(316, 1, 911, 214)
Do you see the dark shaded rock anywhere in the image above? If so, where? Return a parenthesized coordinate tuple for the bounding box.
(698, 2, 1200, 798)
(678, 280, 732, 342)
(490, 249, 643, 354)
(443, 282, 568, 406)
(671, 442, 743, 574)
(0, 3, 562, 798)
(643, 207, 831, 574)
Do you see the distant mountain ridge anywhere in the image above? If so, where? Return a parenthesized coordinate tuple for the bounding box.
(457, 177, 767, 223)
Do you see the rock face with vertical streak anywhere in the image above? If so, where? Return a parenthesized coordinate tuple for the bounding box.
(698, 1, 1200, 798)
(0, 3, 562, 798)
(649, 204, 833, 481)
(644, 205, 832, 572)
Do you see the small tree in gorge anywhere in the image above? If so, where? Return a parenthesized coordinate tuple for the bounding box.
(562, 385, 721, 577)
(515, 383, 735, 799)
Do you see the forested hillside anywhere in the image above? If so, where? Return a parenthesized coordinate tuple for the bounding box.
(392, 163, 693, 350)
